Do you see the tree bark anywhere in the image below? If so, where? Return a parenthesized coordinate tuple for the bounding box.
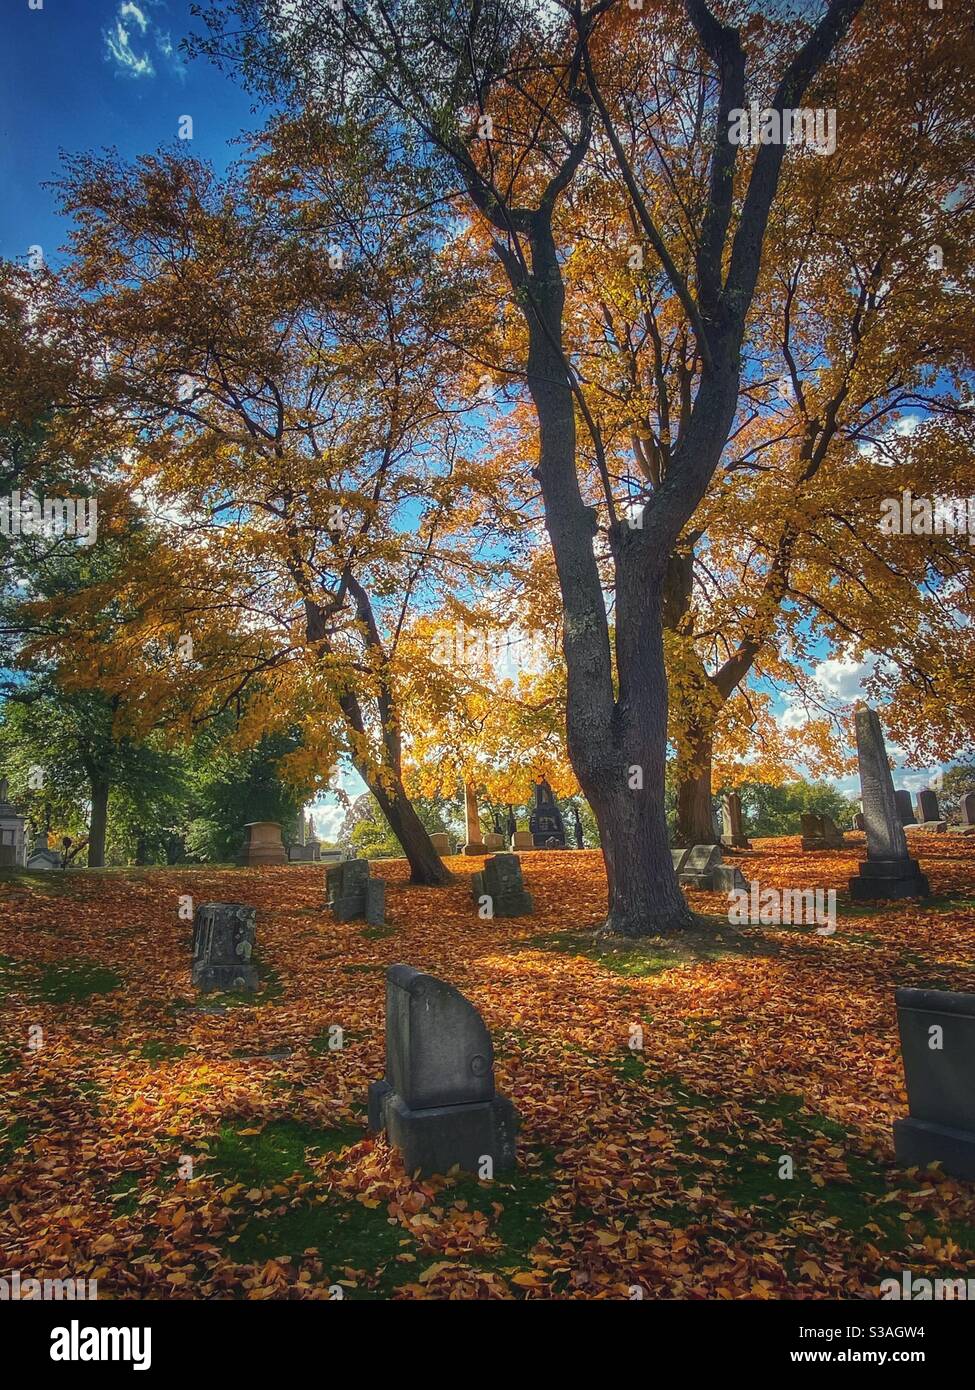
(674, 723, 718, 846)
(88, 776, 110, 868)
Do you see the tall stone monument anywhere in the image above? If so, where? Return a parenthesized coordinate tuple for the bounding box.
(368, 965, 519, 1176)
(529, 777, 566, 848)
(849, 708, 930, 901)
(721, 792, 750, 849)
(461, 783, 486, 856)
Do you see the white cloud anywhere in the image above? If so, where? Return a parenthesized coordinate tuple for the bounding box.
(103, 3, 185, 81)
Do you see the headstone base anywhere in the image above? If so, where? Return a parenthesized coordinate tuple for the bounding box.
(893, 1117, 975, 1181)
(849, 857, 930, 900)
(462, 841, 487, 856)
(369, 1081, 518, 1177)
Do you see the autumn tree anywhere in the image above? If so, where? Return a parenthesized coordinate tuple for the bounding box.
(191, 0, 866, 932)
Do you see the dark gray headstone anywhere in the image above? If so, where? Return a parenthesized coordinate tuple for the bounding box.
(326, 858, 386, 922)
(191, 902, 258, 993)
(800, 812, 845, 850)
(894, 789, 916, 827)
(670, 846, 692, 874)
(893, 988, 975, 1179)
(917, 788, 940, 823)
(365, 878, 386, 926)
(368, 964, 519, 1176)
(849, 708, 929, 900)
(963, 793, 975, 826)
(471, 853, 533, 917)
(679, 844, 723, 889)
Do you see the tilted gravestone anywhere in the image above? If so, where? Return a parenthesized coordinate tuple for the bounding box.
(326, 858, 386, 924)
(950, 792, 975, 836)
(192, 902, 258, 993)
(678, 844, 723, 889)
(849, 707, 929, 900)
(471, 853, 533, 917)
(670, 846, 692, 874)
(893, 987, 975, 1180)
(894, 789, 916, 827)
(368, 964, 519, 1176)
(721, 792, 751, 849)
(800, 812, 845, 851)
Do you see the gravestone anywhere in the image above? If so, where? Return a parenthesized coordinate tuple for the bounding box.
(529, 777, 566, 848)
(950, 792, 975, 836)
(572, 805, 584, 849)
(894, 789, 916, 827)
(678, 844, 723, 889)
(471, 853, 534, 917)
(911, 787, 947, 832)
(238, 821, 287, 866)
(849, 707, 930, 900)
(671, 846, 692, 874)
(430, 832, 452, 856)
(712, 862, 748, 893)
(721, 792, 750, 849)
(893, 987, 975, 1180)
(510, 829, 534, 852)
(191, 902, 258, 993)
(800, 812, 845, 850)
(368, 964, 519, 1176)
(26, 833, 61, 872)
(506, 806, 517, 842)
(853, 812, 865, 831)
(0, 777, 26, 868)
(461, 783, 486, 856)
(326, 858, 387, 923)
(483, 831, 505, 851)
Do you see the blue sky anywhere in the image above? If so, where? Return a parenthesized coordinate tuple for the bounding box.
(0, 0, 255, 264)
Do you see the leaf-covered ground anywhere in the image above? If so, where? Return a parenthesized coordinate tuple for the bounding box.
(2, 834, 975, 1300)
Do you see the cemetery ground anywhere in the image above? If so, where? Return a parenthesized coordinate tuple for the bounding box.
(2, 839, 975, 1301)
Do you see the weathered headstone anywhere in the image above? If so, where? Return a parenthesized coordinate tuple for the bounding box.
(510, 829, 534, 852)
(471, 853, 534, 917)
(678, 844, 723, 889)
(238, 821, 287, 866)
(800, 812, 845, 850)
(430, 832, 452, 856)
(483, 831, 505, 851)
(461, 783, 486, 856)
(529, 777, 566, 848)
(712, 862, 748, 893)
(326, 858, 387, 923)
(671, 846, 692, 874)
(894, 789, 916, 827)
(950, 792, 975, 836)
(368, 964, 519, 1176)
(853, 812, 865, 831)
(849, 707, 930, 900)
(911, 787, 947, 832)
(721, 792, 750, 849)
(893, 987, 975, 1180)
(192, 902, 258, 993)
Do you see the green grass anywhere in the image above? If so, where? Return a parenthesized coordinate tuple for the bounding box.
(519, 925, 770, 978)
(138, 1040, 189, 1062)
(0, 1117, 29, 1163)
(0, 954, 122, 1004)
(203, 1118, 363, 1188)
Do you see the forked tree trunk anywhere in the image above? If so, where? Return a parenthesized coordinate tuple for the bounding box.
(88, 776, 110, 868)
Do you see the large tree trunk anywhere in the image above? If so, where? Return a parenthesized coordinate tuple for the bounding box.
(88, 776, 110, 868)
(675, 723, 719, 846)
(358, 764, 451, 886)
(518, 222, 692, 935)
